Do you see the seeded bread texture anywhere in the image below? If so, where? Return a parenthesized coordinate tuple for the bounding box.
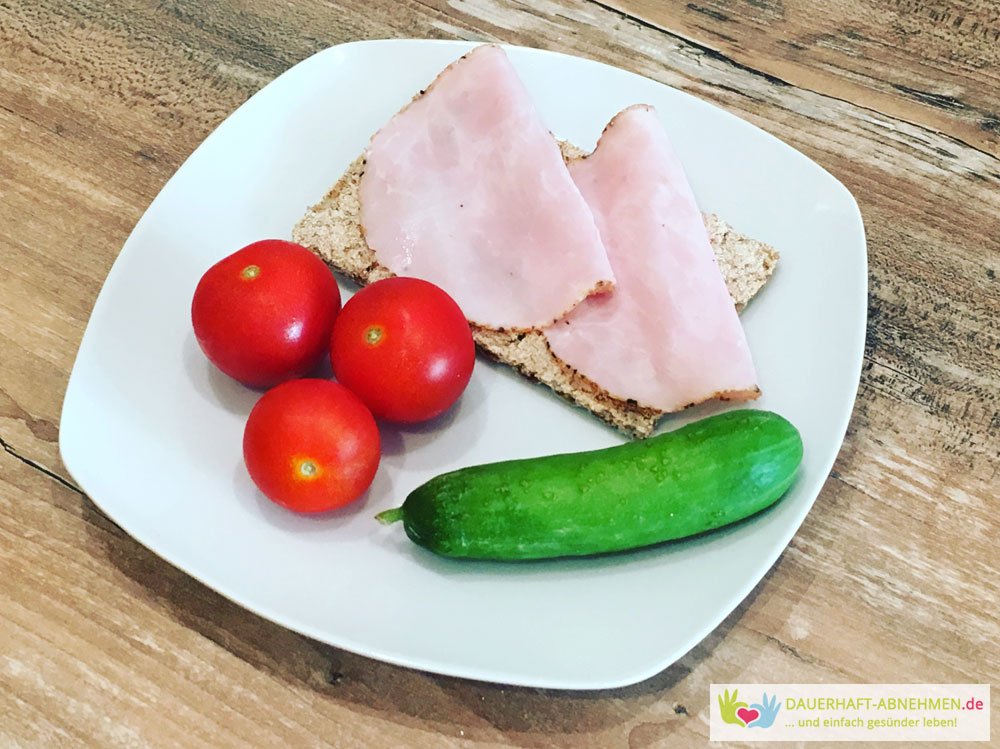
(292, 147, 779, 438)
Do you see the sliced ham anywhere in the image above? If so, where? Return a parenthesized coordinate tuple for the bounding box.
(359, 45, 614, 330)
(545, 105, 759, 412)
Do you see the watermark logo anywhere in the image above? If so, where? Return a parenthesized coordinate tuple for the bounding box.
(710, 684, 990, 742)
(717, 689, 780, 728)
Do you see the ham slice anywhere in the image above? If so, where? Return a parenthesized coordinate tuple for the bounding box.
(545, 105, 759, 412)
(359, 45, 614, 330)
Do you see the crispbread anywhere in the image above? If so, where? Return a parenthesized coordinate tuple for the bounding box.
(292, 146, 778, 438)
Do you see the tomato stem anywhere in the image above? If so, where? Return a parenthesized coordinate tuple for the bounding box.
(240, 264, 261, 280)
(375, 507, 404, 524)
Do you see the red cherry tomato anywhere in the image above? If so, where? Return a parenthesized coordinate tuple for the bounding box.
(192, 239, 340, 389)
(243, 379, 380, 513)
(330, 277, 475, 423)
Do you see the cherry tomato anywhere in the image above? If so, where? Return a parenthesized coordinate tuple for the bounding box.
(243, 379, 380, 513)
(330, 277, 475, 423)
(192, 239, 340, 389)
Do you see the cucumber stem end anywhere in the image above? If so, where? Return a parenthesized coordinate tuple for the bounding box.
(375, 507, 404, 525)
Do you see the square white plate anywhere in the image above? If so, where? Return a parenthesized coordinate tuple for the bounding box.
(60, 40, 866, 689)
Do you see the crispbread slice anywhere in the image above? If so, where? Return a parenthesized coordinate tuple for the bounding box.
(293, 147, 778, 438)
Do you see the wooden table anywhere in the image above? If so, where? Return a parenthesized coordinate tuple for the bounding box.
(2, 1, 997, 745)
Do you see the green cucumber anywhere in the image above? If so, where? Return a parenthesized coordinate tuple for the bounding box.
(376, 409, 803, 560)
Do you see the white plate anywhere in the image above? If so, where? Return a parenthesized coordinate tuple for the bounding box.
(60, 40, 866, 689)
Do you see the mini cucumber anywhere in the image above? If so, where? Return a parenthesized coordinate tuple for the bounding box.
(376, 409, 803, 560)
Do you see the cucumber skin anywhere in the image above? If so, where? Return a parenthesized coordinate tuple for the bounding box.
(397, 410, 803, 560)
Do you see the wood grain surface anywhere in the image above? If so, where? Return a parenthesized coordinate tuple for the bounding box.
(603, 0, 1000, 157)
(1, 0, 997, 746)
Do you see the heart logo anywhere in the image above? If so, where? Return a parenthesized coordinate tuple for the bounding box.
(737, 707, 760, 726)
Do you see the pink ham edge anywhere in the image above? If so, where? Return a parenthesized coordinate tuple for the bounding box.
(545, 104, 760, 413)
(359, 45, 614, 330)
